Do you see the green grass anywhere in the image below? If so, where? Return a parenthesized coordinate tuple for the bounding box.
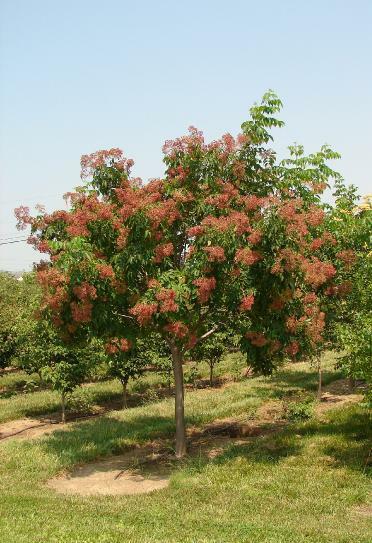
(0, 353, 370, 542)
(0, 351, 341, 424)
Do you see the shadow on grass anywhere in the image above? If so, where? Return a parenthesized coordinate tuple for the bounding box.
(209, 405, 371, 475)
(40, 414, 177, 466)
(40, 392, 371, 483)
(250, 369, 344, 401)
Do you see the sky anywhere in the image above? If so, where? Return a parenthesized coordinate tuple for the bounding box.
(0, 0, 371, 271)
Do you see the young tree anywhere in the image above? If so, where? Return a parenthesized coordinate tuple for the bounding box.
(16, 92, 345, 456)
(105, 337, 147, 408)
(193, 331, 231, 386)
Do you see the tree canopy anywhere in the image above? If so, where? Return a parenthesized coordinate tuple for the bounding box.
(15, 92, 349, 456)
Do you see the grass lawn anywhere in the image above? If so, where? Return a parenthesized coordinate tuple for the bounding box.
(0, 353, 370, 542)
(0, 352, 341, 424)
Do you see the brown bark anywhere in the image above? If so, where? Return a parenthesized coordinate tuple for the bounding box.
(61, 391, 66, 424)
(122, 380, 128, 409)
(209, 361, 214, 387)
(317, 358, 322, 400)
(170, 343, 186, 457)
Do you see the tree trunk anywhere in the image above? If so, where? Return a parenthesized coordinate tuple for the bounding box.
(167, 368, 171, 395)
(317, 358, 322, 400)
(209, 361, 214, 387)
(121, 380, 128, 409)
(61, 391, 66, 424)
(170, 343, 186, 458)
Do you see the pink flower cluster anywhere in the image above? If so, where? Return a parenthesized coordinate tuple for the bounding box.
(154, 243, 174, 263)
(129, 302, 158, 326)
(239, 294, 255, 312)
(80, 148, 134, 179)
(155, 288, 179, 313)
(235, 248, 261, 266)
(163, 321, 189, 339)
(193, 276, 216, 303)
(96, 263, 115, 280)
(203, 246, 226, 262)
(73, 282, 97, 301)
(245, 331, 267, 347)
(105, 337, 131, 354)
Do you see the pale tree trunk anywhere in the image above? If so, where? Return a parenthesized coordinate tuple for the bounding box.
(121, 380, 128, 409)
(167, 368, 171, 395)
(209, 360, 215, 387)
(170, 343, 186, 458)
(317, 357, 322, 400)
(61, 391, 66, 424)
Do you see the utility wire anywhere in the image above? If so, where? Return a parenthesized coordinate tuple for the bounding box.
(0, 239, 28, 246)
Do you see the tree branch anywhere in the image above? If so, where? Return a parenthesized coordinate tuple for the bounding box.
(195, 326, 218, 345)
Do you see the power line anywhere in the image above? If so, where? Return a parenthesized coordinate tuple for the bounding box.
(0, 239, 28, 246)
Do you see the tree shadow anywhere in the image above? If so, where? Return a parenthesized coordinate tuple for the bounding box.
(250, 368, 343, 401)
(207, 405, 371, 476)
(40, 413, 177, 466)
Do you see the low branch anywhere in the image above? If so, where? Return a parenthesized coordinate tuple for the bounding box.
(195, 326, 218, 345)
(114, 312, 135, 321)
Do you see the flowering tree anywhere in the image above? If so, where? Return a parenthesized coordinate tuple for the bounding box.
(16, 92, 344, 456)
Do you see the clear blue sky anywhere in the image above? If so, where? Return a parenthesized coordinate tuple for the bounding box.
(1, 0, 371, 271)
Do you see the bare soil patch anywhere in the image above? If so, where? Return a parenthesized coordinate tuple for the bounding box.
(316, 379, 364, 415)
(0, 418, 64, 442)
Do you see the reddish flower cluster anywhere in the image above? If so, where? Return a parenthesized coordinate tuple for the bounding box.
(245, 331, 268, 347)
(44, 286, 68, 311)
(239, 294, 255, 311)
(147, 200, 180, 229)
(285, 341, 299, 358)
(163, 321, 189, 338)
(336, 249, 356, 269)
(162, 126, 205, 157)
(235, 248, 261, 266)
(37, 267, 66, 289)
(81, 148, 134, 179)
(129, 302, 158, 326)
(73, 282, 97, 301)
(240, 195, 264, 211)
(96, 263, 115, 280)
(105, 337, 131, 354)
(187, 225, 205, 237)
(155, 289, 179, 313)
(14, 205, 32, 230)
(203, 246, 226, 262)
(247, 229, 262, 245)
(301, 258, 336, 288)
(70, 300, 93, 323)
(154, 243, 174, 263)
(116, 227, 129, 249)
(147, 278, 161, 288)
(193, 276, 217, 303)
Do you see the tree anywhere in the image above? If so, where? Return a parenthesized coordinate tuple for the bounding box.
(105, 337, 147, 408)
(193, 331, 231, 386)
(324, 188, 371, 394)
(0, 272, 39, 369)
(16, 92, 345, 456)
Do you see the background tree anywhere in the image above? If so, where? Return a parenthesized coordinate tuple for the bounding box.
(16, 92, 346, 456)
(0, 272, 39, 369)
(324, 188, 371, 395)
(105, 337, 147, 408)
(193, 331, 232, 386)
